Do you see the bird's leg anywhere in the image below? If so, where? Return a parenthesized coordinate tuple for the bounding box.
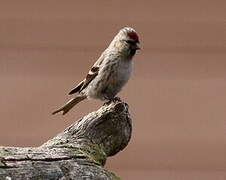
(103, 97, 112, 106)
(112, 96, 121, 102)
(103, 96, 121, 106)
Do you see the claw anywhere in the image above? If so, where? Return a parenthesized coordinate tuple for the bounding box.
(103, 97, 121, 106)
(112, 97, 121, 102)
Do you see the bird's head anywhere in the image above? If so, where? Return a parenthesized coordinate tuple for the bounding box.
(110, 27, 140, 57)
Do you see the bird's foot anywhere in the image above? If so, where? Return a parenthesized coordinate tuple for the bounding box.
(112, 97, 121, 102)
(103, 97, 121, 106)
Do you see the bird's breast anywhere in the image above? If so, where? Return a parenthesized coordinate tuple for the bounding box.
(103, 59, 133, 96)
(85, 57, 133, 100)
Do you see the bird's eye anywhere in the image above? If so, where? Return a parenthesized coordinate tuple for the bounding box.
(125, 40, 135, 44)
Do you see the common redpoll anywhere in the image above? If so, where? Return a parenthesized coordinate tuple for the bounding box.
(52, 27, 140, 115)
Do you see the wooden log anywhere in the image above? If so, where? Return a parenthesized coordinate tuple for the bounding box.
(0, 100, 132, 180)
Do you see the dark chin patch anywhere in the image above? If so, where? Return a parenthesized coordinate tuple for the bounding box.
(130, 49, 136, 56)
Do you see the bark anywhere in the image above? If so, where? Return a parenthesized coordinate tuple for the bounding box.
(0, 100, 132, 180)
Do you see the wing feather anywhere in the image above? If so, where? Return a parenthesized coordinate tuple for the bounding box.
(68, 80, 84, 95)
(68, 52, 106, 95)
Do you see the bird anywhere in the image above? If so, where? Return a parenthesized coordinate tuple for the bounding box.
(52, 27, 140, 115)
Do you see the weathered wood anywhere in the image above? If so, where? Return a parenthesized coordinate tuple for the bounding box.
(0, 100, 132, 180)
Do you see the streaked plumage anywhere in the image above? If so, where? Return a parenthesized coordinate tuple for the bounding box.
(52, 27, 140, 115)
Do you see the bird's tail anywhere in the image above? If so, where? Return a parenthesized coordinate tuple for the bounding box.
(52, 96, 86, 115)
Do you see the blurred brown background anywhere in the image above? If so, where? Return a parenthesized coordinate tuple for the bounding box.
(0, 0, 226, 179)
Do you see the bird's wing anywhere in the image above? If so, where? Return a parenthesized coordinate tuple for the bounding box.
(68, 52, 106, 95)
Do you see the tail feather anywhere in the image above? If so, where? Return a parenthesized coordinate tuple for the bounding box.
(52, 96, 86, 115)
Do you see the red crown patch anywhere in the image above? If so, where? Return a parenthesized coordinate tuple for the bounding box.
(127, 31, 139, 42)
